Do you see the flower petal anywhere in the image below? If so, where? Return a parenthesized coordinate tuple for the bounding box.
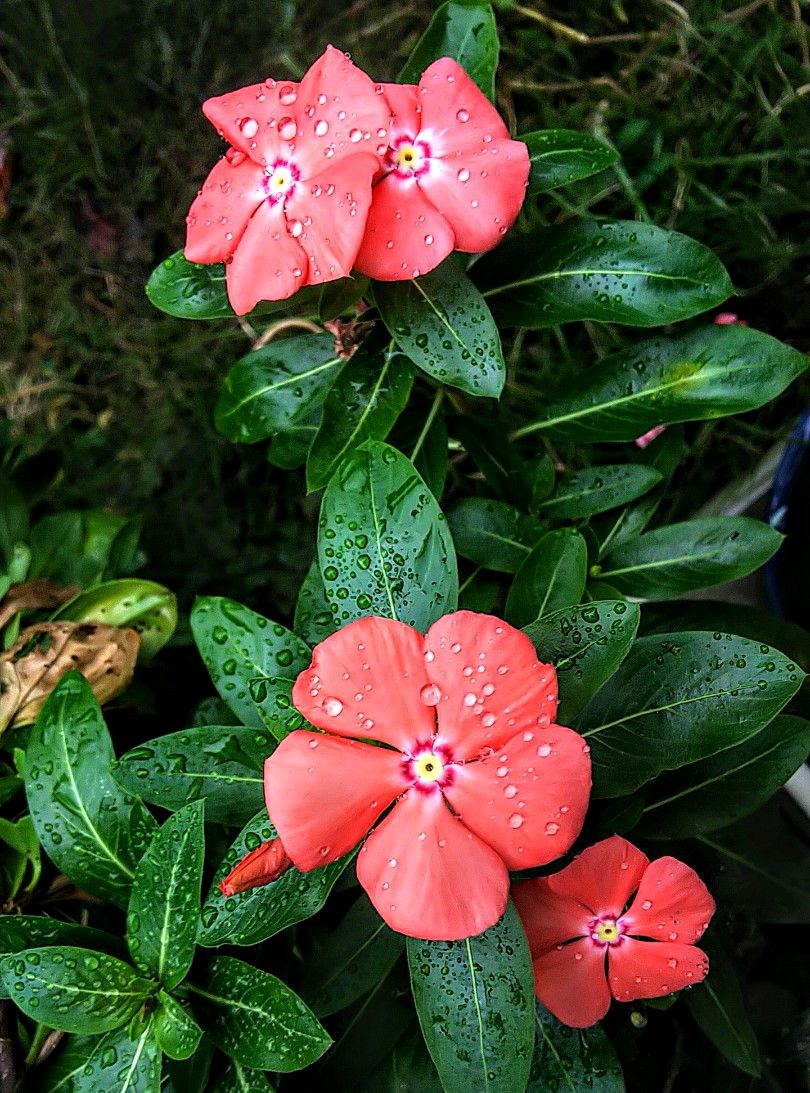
(357, 788, 508, 940)
(263, 730, 405, 871)
(292, 45, 389, 176)
(381, 82, 421, 142)
(353, 175, 454, 280)
(283, 153, 378, 284)
(291, 616, 434, 751)
(513, 878, 591, 956)
(184, 155, 267, 264)
(219, 838, 291, 896)
(202, 80, 295, 167)
(608, 939, 709, 1002)
(622, 858, 716, 945)
(443, 724, 590, 869)
(530, 939, 611, 1028)
(224, 198, 307, 314)
(423, 611, 558, 760)
(416, 58, 510, 155)
(419, 141, 529, 253)
(547, 836, 649, 919)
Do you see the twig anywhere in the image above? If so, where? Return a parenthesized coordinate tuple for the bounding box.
(252, 317, 321, 352)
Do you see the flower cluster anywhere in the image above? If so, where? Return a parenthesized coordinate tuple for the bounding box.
(184, 47, 529, 314)
(221, 610, 715, 1028)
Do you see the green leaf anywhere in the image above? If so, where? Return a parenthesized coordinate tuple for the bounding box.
(524, 129, 619, 195)
(0, 915, 124, 959)
(529, 1001, 625, 1092)
(513, 325, 808, 443)
(319, 441, 457, 631)
(399, 1, 499, 99)
(597, 516, 782, 598)
(0, 946, 153, 1034)
(25, 673, 156, 907)
(38, 1022, 162, 1093)
(294, 560, 338, 646)
(154, 990, 203, 1060)
(0, 815, 40, 899)
(523, 600, 640, 722)
(478, 220, 732, 329)
(114, 724, 272, 826)
(636, 714, 810, 839)
(306, 336, 414, 492)
(576, 632, 804, 797)
(27, 512, 83, 582)
(53, 578, 177, 662)
(539, 464, 662, 520)
(127, 802, 204, 988)
(199, 810, 350, 947)
(190, 596, 311, 737)
(299, 893, 405, 1017)
(447, 497, 539, 572)
(215, 333, 342, 443)
(267, 423, 317, 469)
(506, 529, 588, 628)
(408, 901, 534, 1093)
(411, 408, 449, 501)
(452, 418, 533, 507)
(0, 474, 29, 569)
(684, 932, 761, 1077)
(366, 1024, 443, 1092)
(375, 260, 505, 398)
(208, 1061, 276, 1092)
(190, 954, 331, 1071)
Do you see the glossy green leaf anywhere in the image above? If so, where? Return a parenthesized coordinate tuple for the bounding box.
(539, 464, 661, 520)
(0, 946, 153, 1034)
(506, 528, 588, 628)
(25, 673, 156, 907)
(408, 901, 535, 1093)
(38, 1022, 162, 1093)
(597, 516, 782, 598)
(412, 407, 449, 501)
(513, 325, 807, 443)
(199, 810, 350, 947)
(0, 915, 123, 959)
(306, 336, 414, 492)
(154, 990, 203, 1060)
(524, 129, 619, 195)
(190, 596, 311, 736)
(0, 474, 28, 569)
(215, 333, 342, 443)
(637, 714, 810, 839)
(478, 220, 732, 329)
(576, 632, 804, 797)
(294, 559, 338, 646)
(523, 600, 640, 722)
(190, 954, 331, 1071)
(267, 422, 317, 469)
(54, 578, 177, 662)
(319, 441, 457, 631)
(375, 260, 505, 397)
(208, 1061, 276, 1092)
(366, 1024, 443, 1092)
(452, 417, 532, 507)
(528, 1002, 625, 1092)
(127, 802, 204, 988)
(447, 497, 539, 572)
(399, 1, 499, 99)
(0, 814, 40, 899)
(114, 724, 272, 826)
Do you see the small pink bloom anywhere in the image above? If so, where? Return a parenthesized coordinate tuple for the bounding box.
(263, 612, 591, 941)
(219, 838, 291, 896)
(714, 312, 748, 326)
(184, 46, 389, 314)
(354, 59, 530, 281)
(634, 424, 666, 449)
(514, 835, 715, 1028)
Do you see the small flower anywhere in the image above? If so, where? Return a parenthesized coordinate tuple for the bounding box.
(184, 46, 389, 314)
(634, 424, 666, 449)
(514, 835, 715, 1028)
(219, 837, 291, 896)
(263, 611, 591, 941)
(713, 312, 748, 326)
(354, 59, 530, 281)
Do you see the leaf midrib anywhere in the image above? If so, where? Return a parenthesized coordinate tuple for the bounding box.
(220, 356, 341, 419)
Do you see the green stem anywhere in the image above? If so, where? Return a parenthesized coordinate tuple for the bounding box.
(409, 388, 445, 462)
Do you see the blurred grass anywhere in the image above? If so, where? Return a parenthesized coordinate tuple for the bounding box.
(0, 0, 808, 608)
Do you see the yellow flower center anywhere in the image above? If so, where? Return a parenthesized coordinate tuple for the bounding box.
(265, 164, 296, 198)
(414, 752, 445, 783)
(595, 920, 620, 943)
(394, 143, 423, 173)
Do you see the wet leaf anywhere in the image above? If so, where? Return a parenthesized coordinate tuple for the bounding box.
(505, 528, 588, 628)
(452, 418, 533, 506)
(154, 990, 203, 1060)
(294, 560, 338, 647)
(365, 1024, 443, 1092)
(0, 914, 124, 961)
(399, 1, 500, 100)
(54, 578, 178, 662)
(207, 1060, 276, 1092)
(539, 464, 662, 520)
(524, 129, 619, 195)
(447, 497, 540, 572)
(37, 1021, 162, 1093)
(528, 1001, 625, 1091)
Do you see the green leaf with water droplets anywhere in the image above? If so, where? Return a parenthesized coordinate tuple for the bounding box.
(306, 334, 414, 492)
(207, 1060, 276, 1092)
(523, 600, 640, 722)
(477, 220, 732, 329)
(375, 260, 505, 398)
(154, 990, 203, 1060)
(199, 810, 350, 947)
(528, 1001, 625, 1092)
(408, 901, 535, 1093)
(447, 497, 540, 573)
(24, 673, 156, 907)
(524, 129, 619, 195)
(190, 954, 331, 1071)
(319, 440, 458, 631)
(38, 1021, 162, 1093)
(0, 914, 125, 960)
(215, 333, 342, 443)
(539, 463, 662, 520)
(399, 1, 500, 100)
(294, 559, 338, 646)
(190, 596, 311, 737)
(506, 528, 588, 629)
(114, 724, 272, 826)
(576, 631, 805, 797)
(53, 578, 177, 662)
(0, 946, 153, 1034)
(126, 801, 204, 989)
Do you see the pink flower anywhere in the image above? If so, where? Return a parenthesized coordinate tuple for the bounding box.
(354, 59, 530, 280)
(634, 424, 666, 449)
(262, 612, 591, 940)
(514, 836, 715, 1028)
(714, 312, 748, 326)
(184, 46, 389, 315)
(219, 838, 291, 896)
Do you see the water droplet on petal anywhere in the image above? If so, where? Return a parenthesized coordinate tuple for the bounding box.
(315, 119, 329, 136)
(324, 697, 343, 717)
(288, 219, 303, 237)
(456, 109, 470, 122)
(279, 86, 297, 105)
(509, 814, 524, 829)
(420, 683, 441, 706)
(545, 822, 559, 835)
(537, 744, 552, 757)
(240, 117, 259, 138)
(279, 117, 297, 140)
(451, 642, 462, 654)
(504, 784, 517, 798)
(641, 899, 653, 910)
(349, 128, 363, 142)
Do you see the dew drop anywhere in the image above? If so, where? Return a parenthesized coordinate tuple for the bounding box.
(451, 642, 462, 654)
(641, 899, 653, 910)
(420, 683, 441, 706)
(504, 784, 517, 798)
(456, 109, 470, 122)
(457, 167, 470, 182)
(324, 697, 343, 717)
(349, 128, 363, 142)
(537, 744, 552, 757)
(279, 86, 297, 105)
(315, 119, 329, 136)
(545, 822, 560, 835)
(239, 116, 259, 138)
(509, 814, 524, 829)
(279, 117, 297, 140)
(463, 693, 476, 707)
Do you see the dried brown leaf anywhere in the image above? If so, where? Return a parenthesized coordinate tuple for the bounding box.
(0, 580, 80, 631)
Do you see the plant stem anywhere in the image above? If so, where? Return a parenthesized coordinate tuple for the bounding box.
(410, 388, 445, 463)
